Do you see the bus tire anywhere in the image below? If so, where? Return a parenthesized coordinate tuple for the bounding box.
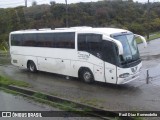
(79, 68, 94, 83)
(27, 61, 37, 73)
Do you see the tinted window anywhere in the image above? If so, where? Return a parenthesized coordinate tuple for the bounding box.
(78, 34, 87, 51)
(78, 34, 102, 57)
(87, 34, 102, 53)
(11, 32, 75, 49)
(102, 40, 117, 65)
(36, 33, 54, 47)
(54, 32, 75, 49)
(11, 34, 22, 46)
(22, 34, 36, 46)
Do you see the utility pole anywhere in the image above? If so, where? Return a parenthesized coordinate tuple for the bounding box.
(147, 0, 150, 42)
(65, 0, 69, 27)
(25, 0, 27, 7)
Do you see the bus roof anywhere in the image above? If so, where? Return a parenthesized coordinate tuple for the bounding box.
(10, 26, 131, 36)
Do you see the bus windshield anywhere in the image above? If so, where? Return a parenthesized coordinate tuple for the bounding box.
(112, 33, 140, 64)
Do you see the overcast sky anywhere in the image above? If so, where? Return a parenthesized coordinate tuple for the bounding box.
(0, 0, 159, 8)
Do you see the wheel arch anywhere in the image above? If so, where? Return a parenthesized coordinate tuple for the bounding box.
(25, 56, 38, 70)
(27, 60, 33, 68)
(78, 67, 94, 80)
(27, 60, 38, 72)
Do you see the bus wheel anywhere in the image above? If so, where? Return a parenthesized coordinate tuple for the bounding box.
(28, 61, 37, 73)
(80, 68, 94, 83)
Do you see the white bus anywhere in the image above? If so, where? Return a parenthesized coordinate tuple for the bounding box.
(9, 27, 147, 84)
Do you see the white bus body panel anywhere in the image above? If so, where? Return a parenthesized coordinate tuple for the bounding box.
(10, 47, 76, 76)
(10, 46, 107, 82)
(104, 63, 117, 84)
(76, 51, 105, 82)
(117, 62, 142, 84)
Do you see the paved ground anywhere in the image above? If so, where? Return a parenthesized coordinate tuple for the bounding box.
(0, 90, 58, 111)
(0, 39, 160, 119)
(0, 90, 99, 120)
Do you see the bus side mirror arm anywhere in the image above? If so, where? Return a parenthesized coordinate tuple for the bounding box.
(134, 34, 147, 48)
(103, 35, 123, 55)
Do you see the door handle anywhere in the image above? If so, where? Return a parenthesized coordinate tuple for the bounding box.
(62, 60, 64, 62)
(45, 58, 47, 60)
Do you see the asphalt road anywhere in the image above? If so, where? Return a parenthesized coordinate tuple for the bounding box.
(0, 39, 160, 119)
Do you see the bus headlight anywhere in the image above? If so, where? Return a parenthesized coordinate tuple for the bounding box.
(119, 73, 130, 78)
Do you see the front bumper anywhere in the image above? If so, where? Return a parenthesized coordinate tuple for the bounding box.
(117, 71, 140, 84)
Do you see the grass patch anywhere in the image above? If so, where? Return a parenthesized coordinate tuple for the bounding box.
(136, 31, 160, 44)
(30, 93, 88, 116)
(32, 92, 81, 112)
(21, 92, 90, 116)
(59, 101, 78, 111)
(81, 99, 98, 106)
(33, 92, 47, 99)
(0, 87, 20, 95)
(147, 31, 160, 41)
(0, 75, 30, 87)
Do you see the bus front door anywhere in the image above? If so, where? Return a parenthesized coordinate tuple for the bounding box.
(104, 62, 117, 84)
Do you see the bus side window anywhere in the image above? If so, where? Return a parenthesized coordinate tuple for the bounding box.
(87, 34, 102, 58)
(78, 34, 102, 58)
(44, 33, 53, 47)
(78, 34, 87, 51)
(22, 34, 36, 46)
(36, 34, 45, 47)
(35, 33, 53, 47)
(11, 34, 22, 46)
(54, 32, 75, 49)
(102, 40, 117, 65)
